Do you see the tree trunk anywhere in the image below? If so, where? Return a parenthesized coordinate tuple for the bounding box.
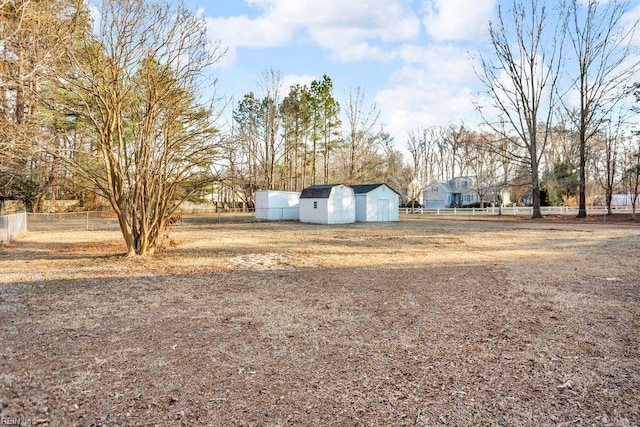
(311, 136, 316, 186)
(577, 130, 587, 218)
(531, 183, 542, 219)
(531, 158, 543, 219)
(530, 131, 543, 219)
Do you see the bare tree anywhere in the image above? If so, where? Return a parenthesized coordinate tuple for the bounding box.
(339, 87, 385, 184)
(622, 144, 640, 219)
(591, 119, 626, 215)
(379, 135, 411, 202)
(434, 126, 453, 181)
(477, 0, 563, 218)
(545, 114, 579, 178)
(257, 68, 284, 190)
(59, 0, 224, 256)
(602, 129, 620, 216)
(563, 0, 639, 218)
(406, 130, 425, 186)
(467, 131, 506, 208)
(442, 123, 471, 179)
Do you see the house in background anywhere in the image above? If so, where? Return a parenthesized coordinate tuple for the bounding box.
(299, 184, 356, 224)
(591, 194, 637, 207)
(351, 184, 400, 222)
(423, 177, 481, 208)
(254, 190, 300, 221)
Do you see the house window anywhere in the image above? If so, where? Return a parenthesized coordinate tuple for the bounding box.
(313, 201, 317, 209)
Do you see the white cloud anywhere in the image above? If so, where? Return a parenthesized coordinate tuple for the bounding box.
(204, 0, 421, 64)
(375, 66, 480, 145)
(423, 0, 496, 42)
(205, 15, 293, 48)
(87, 3, 101, 34)
(622, 3, 640, 46)
(327, 42, 391, 63)
(204, 0, 500, 145)
(209, 41, 237, 69)
(281, 73, 316, 91)
(398, 44, 477, 83)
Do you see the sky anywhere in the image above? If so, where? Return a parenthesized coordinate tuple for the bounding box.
(183, 0, 640, 151)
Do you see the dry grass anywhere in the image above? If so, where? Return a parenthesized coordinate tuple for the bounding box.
(0, 215, 639, 426)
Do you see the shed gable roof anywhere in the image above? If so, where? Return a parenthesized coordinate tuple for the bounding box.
(300, 184, 340, 199)
(351, 183, 400, 196)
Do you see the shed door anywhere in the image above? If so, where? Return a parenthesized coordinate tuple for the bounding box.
(377, 199, 390, 221)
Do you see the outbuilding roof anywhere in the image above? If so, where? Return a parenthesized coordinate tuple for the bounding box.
(300, 184, 341, 199)
(351, 183, 400, 195)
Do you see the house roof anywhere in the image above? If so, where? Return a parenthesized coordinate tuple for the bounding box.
(351, 183, 400, 196)
(426, 178, 479, 194)
(300, 184, 341, 199)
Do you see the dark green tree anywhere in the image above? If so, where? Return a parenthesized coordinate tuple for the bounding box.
(313, 75, 341, 184)
(0, 0, 89, 211)
(279, 84, 311, 191)
(543, 160, 579, 205)
(233, 92, 263, 200)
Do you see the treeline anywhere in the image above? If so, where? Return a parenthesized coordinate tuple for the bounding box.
(405, 119, 640, 210)
(0, 0, 404, 213)
(1, 0, 640, 219)
(212, 72, 407, 208)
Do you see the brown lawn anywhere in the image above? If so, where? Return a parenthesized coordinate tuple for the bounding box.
(0, 215, 639, 426)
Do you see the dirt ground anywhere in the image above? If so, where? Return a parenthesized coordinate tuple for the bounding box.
(0, 214, 639, 426)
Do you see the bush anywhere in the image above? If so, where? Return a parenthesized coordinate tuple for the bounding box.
(401, 201, 422, 208)
(466, 201, 492, 208)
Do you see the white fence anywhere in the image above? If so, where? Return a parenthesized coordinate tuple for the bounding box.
(400, 206, 634, 216)
(0, 212, 27, 244)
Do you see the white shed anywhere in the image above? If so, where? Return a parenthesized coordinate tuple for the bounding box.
(254, 190, 300, 221)
(299, 184, 355, 224)
(351, 184, 400, 222)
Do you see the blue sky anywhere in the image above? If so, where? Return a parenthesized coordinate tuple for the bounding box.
(186, 0, 640, 149)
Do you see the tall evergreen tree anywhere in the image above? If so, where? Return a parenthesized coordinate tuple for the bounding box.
(0, 0, 89, 210)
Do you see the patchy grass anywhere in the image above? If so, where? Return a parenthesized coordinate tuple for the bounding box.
(0, 216, 639, 425)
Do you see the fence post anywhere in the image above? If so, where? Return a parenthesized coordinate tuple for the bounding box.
(86, 211, 89, 231)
